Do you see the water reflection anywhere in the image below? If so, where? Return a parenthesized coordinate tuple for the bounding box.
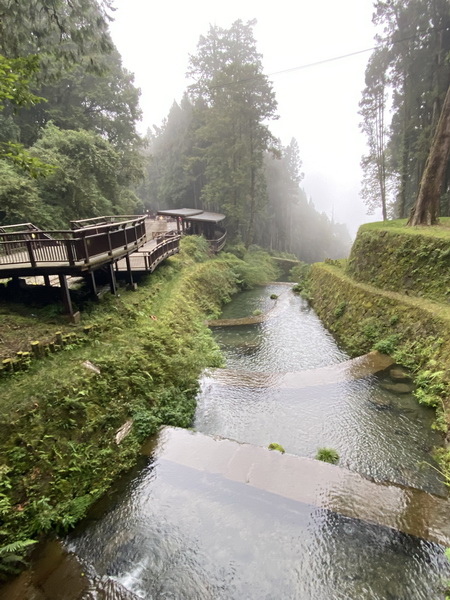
(196, 285, 445, 495)
(68, 451, 449, 600)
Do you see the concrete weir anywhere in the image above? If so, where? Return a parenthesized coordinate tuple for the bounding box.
(155, 427, 450, 546)
(207, 286, 293, 327)
(209, 351, 395, 389)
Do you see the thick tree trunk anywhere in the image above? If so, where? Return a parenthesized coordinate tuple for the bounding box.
(407, 84, 450, 226)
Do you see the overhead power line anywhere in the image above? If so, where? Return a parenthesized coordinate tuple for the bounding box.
(268, 46, 375, 78)
(203, 24, 450, 91)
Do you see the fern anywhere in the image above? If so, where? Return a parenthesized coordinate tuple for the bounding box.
(0, 539, 37, 577)
(0, 539, 36, 557)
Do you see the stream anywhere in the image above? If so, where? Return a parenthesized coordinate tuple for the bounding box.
(3, 284, 450, 599)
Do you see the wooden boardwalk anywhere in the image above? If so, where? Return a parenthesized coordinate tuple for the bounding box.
(0, 212, 227, 318)
(116, 219, 179, 273)
(0, 217, 181, 318)
(0, 217, 149, 277)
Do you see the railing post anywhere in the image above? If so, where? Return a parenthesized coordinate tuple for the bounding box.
(26, 240, 37, 267)
(107, 231, 113, 256)
(82, 237, 89, 264)
(66, 239, 76, 266)
(124, 224, 128, 249)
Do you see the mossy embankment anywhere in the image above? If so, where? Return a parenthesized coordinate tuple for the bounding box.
(309, 220, 450, 484)
(347, 218, 450, 303)
(0, 237, 279, 574)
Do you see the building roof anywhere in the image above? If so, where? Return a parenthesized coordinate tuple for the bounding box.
(157, 208, 225, 223)
(157, 208, 203, 218)
(185, 211, 226, 223)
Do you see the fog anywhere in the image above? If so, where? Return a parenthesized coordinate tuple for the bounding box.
(110, 0, 384, 236)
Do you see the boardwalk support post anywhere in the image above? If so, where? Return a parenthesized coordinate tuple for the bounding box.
(108, 262, 118, 295)
(125, 254, 137, 290)
(87, 271, 98, 299)
(58, 274, 74, 317)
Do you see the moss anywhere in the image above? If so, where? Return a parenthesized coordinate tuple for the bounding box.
(309, 258, 450, 483)
(268, 443, 285, 453)
(347, 220, 450, 303)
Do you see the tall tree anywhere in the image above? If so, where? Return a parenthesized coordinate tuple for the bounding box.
(361, 0, 450, 217)
(261, 142, 351, 261)
(14, 48, 142, 148)
(359, 48, 391, 220)
(407, 83, 450, 225)
(30, 123, 140, 226)
(138, 96, 200, 211)
(0, 0, 113, 69)
(187, 19, 278, 244)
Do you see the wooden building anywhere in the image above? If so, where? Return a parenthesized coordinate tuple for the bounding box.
(157, 209, 227, 252)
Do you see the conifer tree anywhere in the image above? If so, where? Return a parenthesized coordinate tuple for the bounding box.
(187, 19, 278, 244)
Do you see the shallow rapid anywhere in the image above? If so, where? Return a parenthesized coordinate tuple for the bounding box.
(65, 284, 449, 599)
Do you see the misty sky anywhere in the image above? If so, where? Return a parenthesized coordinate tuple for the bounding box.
(109, 0, 383, 235)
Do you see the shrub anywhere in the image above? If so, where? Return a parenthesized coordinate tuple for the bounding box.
(373, 335, 400, 355)
(316, 447, 339, 464)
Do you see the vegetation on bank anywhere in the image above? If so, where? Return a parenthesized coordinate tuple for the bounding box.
(0, 238, 279, 576)
(308, 221, 450, 487)
(347, 219, 450, 303)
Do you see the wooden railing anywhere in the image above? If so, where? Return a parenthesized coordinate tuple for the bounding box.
(70, 215, 145, 230)
(140, 232, 181, 272)
(207, 229, 227, 253)
(0, 217, 147, 268)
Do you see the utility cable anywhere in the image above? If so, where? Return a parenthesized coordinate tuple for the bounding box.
(201, 24, 450, 90)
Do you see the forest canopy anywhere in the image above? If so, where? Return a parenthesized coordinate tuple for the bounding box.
(359, 0, 450, 221)
(0, 0, 142, 228)
(137, 20, 351, 261)
(0, 6, 351, 260)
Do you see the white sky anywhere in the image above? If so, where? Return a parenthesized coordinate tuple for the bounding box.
(109, 0, 384, 235)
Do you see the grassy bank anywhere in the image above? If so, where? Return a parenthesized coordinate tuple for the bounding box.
(0, 238, 279, 575)
(309, 221, 450, 487)
(347, 218, 450, 303)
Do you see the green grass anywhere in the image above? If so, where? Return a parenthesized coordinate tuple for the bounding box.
(360, 217, 450, 239)
(316, 447, 339, 464)
(268, 442, 285, 453)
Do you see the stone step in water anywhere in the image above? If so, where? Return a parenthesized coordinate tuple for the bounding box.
(208, 350, 394, 389)
(153, 426, 450, 546)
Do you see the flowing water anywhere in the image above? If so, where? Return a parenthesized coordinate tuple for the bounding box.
(5, 284, 449, 600)
(196, 285, 444, 494)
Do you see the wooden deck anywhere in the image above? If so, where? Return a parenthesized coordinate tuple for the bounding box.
(0, 213, 226, 318)
(116, 232, 181, 273)
(0, 217, 148, 278)
(0, 217, 181, 318)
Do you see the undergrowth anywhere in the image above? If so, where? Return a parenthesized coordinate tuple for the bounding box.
(0, 237, 278, 576)
(289, 262, 312, 299)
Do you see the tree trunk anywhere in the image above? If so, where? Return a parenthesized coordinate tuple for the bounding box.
(407, 83, 450, 226)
